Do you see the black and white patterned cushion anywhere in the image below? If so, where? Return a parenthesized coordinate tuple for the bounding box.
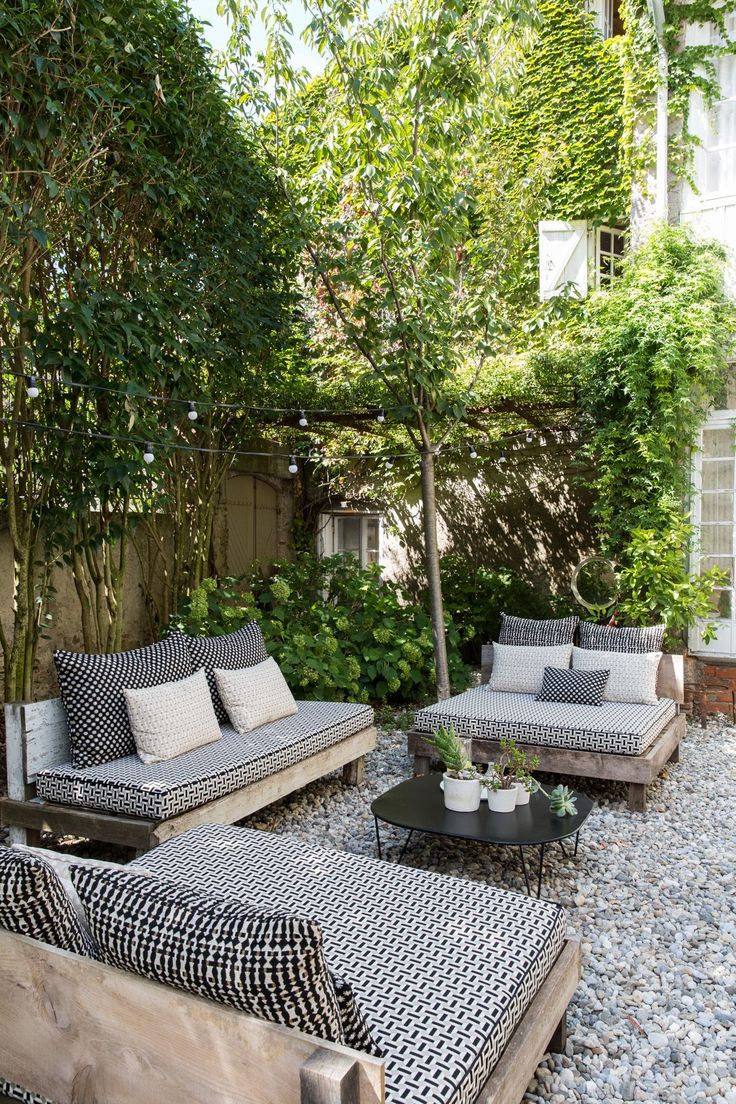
(536, 666, 609, 706)
(71, 865, 345, 1044)
(332, 974, 383, 1056)
(577, 622, 666, 653)
(185, 622, 269, 722)
(138, 824, 567, 1104)
(498, 613, 579, 647)
(54, 634, 193, 768)
(0, 848, 95, 957)
(36, 701, 374, 820)
(415, 686, 676, 756)
(0, 1084, 53, 1104)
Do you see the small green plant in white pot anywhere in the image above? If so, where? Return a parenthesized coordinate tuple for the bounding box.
(426, 725, 481, 812)
(483, 738, 539, 812)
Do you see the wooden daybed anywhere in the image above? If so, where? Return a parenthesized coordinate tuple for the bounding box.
(1, 698, 376, 852)
(408, 648, 686, 813)
(0, 827, 581, 1104)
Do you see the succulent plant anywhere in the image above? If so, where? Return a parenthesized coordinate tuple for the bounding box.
(425, 724, 474, 778)
(546, 784, 578, 818)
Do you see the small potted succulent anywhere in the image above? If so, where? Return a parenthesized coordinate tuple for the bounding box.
(483, 738, 539, 811)
(426, 725, 481, 812)
(542, 783, 578, 818)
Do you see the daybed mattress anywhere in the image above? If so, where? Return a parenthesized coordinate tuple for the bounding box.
(139, 823, 568, 1104)
(35, 701, 373, 820)
(414, 686, 677, 756)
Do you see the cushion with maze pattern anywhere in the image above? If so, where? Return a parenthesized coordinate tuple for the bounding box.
(0, 848, 96, 957)
(577, 622, 665, 653)
(54, 633, 192, 768)
(498, 613, 579, 647)
(536, 666, 609, 706)
(185, 622, 269, 722)
(71, 864, 346, 1044)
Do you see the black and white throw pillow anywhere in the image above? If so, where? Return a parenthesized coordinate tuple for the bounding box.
(332, 974, 383, 1056)
(185, 621, 269, 722)
(577, 622, 665, 653)
(0, 849, 96, 957)
(536, 666, 610, 707)
(71, 865, 345, 1044)
(498, 613, 579, 647)
(54, 634, 193, 768)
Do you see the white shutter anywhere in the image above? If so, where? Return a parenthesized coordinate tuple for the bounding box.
(538, 220, 589, 301)
(316, 513, 334, 558)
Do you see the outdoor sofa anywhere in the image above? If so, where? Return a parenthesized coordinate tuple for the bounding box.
(0, 825, 580, 1104)
(408, 619, 686, 813)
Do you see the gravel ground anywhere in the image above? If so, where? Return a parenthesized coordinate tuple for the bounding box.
(245, 714, 736, 1104)
(4, 713, 735, 1103)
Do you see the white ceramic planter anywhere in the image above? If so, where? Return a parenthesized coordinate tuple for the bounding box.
(514, 781, 532, 806)
(487, 786, 518, 813)
(443, 773, 481, 812)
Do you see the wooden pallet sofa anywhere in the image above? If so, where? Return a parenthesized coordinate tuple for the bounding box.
(408, 617, 686, 814)
(1, 626, 376, 852)
(0, 826, 581, 1104)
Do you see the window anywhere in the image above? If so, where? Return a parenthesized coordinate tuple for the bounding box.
(596, 226, 625, 287)
(318, 512, 381, 567)
(586, 0, 623, 40)
(695, 16, 736, 198)
(691, 413, 736, 655)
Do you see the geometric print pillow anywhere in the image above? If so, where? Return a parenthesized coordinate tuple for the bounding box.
(498, 613, 579, 647)
(572, 646, 661, 705)
(185, 621, 269, 723)
(0, 848, 96, 958)
(577, 621, 666, 653)
(332, 974, 383, 1056)
(54, 633, 193, 768)
(536, 666, 610, 706)
(488, 642, 573, 695)
(70, 865, 346, 1044)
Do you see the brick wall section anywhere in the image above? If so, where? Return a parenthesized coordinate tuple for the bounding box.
(684, 656, 736, 722)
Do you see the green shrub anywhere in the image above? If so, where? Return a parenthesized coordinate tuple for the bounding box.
(172, 554, 469, 703)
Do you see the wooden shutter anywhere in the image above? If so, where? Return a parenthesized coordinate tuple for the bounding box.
(538, 220, 589, 301)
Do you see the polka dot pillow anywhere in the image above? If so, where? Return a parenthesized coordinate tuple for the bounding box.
(185, 621, 269, 723)
(54, 634, 193, 768)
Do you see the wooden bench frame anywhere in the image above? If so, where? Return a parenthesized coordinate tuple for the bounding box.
(0, 920, 580, 1104)
(1, 698, 377, 851)
(408, 649, 687, 813)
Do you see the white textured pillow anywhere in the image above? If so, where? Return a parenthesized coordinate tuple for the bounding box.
(215, 657, 298, 734)
(572, 646, 661, 705)
(488, 642, 573, 695)
(124, 668, 222, 765)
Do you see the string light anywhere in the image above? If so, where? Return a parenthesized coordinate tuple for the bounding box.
(143, 443, 155, 464)
(26, 375, 39, 399)
(468, 442, 478, 460)
(187, 401, 198, 422)
(498, 449, 507, 464)
(526, 430, 533, 444)
(385, 456, 395, 470)
(377, 408, 385, 423)
(298, 410, 308, 427)
(288, 455, 298, 474)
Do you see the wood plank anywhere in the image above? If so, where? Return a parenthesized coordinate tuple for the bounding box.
(300, 1049, 360, 1104)
(4, 699, 71, 781)
(409, 714, 686, 786)
(342, 756, 365, 786)
(478, 939, 581, 1104)
(0, 797, 155, 849)
(0, 930, 385, 1104)
(152, 727, 378, 845)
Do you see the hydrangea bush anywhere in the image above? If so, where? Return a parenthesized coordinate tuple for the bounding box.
(171, 554, 469, 703)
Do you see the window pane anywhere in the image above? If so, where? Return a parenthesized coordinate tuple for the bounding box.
(701, 492, 733, 522)
(702, 459, 734, 490)
(701, 556, 733, 581)
(336, 516, 361, 556)
(701, 525, 733, 555)
(706, 146, 736, 194)
(707, 590, 733, 619)
(702, 427, 734, 457)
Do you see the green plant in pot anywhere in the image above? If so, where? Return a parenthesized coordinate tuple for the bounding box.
(426, 725, 481, 813)
(536, 783, 578, 817)
(483, 738, 540, 813)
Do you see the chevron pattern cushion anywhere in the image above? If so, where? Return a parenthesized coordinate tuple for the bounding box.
(0, 848, 95, 957)
(54, 634, 193, 768)
(577, 622, 665, 653)
(185, 622, 269, 722)
(36, 701, 374, 820)
(71, 864, 347, 1044)
(138, 824, 567, 1104)
(498, 613, 579, 646)
(415, 686, 676, 756)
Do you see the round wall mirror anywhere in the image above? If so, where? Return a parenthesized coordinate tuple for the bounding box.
(571, 556, 618, 613)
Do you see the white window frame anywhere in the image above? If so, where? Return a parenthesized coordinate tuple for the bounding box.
(317, 511, 383, 568)
(689, 409, 736, 656)
(586, 0, 614, 39)
(595, 225, 626, 288)
(692, 17, 736, 202)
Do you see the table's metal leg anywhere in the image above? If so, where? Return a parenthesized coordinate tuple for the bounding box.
(537, 842, 545, 899)
(397, 829, 414, 864)
(518, 845, 532, 896)
(374, 816, 383, 860)
(574, 829, 580, 857)
(558, 839, 569, 858)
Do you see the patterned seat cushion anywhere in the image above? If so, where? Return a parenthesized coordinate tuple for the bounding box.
(137, 824, 568, 1104)
(414, 687, 677, 756)
(36, 701, 374, 821)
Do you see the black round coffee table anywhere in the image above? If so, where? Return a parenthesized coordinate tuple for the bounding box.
(371, 773, 594, 897)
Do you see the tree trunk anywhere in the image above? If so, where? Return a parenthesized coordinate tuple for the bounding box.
(420, 447, 450, 699)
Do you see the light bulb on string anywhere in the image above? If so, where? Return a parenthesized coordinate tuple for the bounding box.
(526, 430, 533, 444)
(26, 375, 39, 399)
(298, 410, 308, 428)
(377, 408, 385, 423)
(187, 401, 198, 421)
(288, 455, 298, 474)
(143, 443, 155, 465)
(468, 443, 478, 460)
(385, 456, 395, 470)
(498, 448, 507, 464)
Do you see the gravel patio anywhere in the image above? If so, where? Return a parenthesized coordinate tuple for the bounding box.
(243, 713, 736, 1104)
